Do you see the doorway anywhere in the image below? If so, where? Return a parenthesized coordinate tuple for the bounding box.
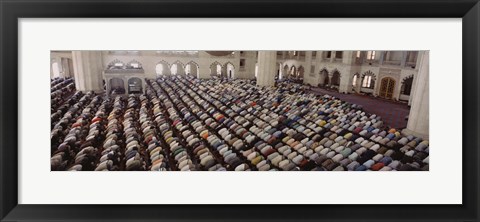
(379, 77, 395, 99)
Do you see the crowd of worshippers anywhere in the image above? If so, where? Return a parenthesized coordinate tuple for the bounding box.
(50, 75, 429, 171)
(51, 77, 75, 114)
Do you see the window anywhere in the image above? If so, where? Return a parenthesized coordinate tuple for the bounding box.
(170, 64, 178, 75)
(326, 51, 332, 58)
(356, 51, 361, 58)
(311, 66, 315, 73)
(367, 51, 376, 60)
(352, 75, 358, 86)
(401, 76, 414, 95)
(335, 51, 343, 59)
(52, 62, 60, 77)
(362, 75, 375, 89)
(240, 59, 246, 67)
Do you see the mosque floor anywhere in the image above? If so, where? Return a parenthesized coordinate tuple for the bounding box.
(310, 87, 410, 129)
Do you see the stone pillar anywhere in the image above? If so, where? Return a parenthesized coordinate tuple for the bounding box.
(61, 58, 71, 77)
(403, 51, 429, 139)
(330, 51, 335, 63)
(378, 51, 385, 65)
(303, 51, 313, 85)
(72, 51, 104, 93)
(401, 51, 408, 67)
(282, 51, 286, 59)
(256, 51, 277, 87)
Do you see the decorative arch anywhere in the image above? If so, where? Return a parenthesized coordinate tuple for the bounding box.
(108, 59, 125, 69)
(331, 70, 341, 86)
(210, 61, 223, 76)
(319, 68, 329, 86)
(289, 65, 297, 77)
(156, 60, 171, 77)
(126, 60, 142, 69)
(185, 61, 200, 78)
(224, 62, 235, 79)
(127, 77, 143, 94)
(401, 75, 414, 95)
(352, 72, 360, 87)
(109, 78, 125, 95)
(361, 70, 376, 89)
(171, 60, 185, 75)
(361, 70, 377, 80)
(297, 66, 305, 78)
(283, 65, 289, 79)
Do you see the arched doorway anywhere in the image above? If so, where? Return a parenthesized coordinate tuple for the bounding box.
(170, 61, 185, 76)
(297, 66, 305, 79)
(401, 76, 414, 96)
(289, 66, 297, 78)
(52, 62, 60, 78)
(128, 77, 143, 94)
(331, 71, 341, 86)
(210, 62, 222, 77)
(283, 65, 289, 80)
(185, 61, 199, 78)
(352, 73, 359, 86)
(319, 69, 329, 86)
(155, 61, 170, 77)
(109, 78, 125, 95)
(224, 62, 235, 79)
(379, 77, 396, 99)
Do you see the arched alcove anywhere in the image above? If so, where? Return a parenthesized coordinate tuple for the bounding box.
(210, 62, 222, 77)
(128, 77, 143, 94)
(224, 62, 235, 79)
(186, 61, 200, 78)
(331, 70, 341, 86)
(155, 61, 170, 77)
(109, 78, 125, 95)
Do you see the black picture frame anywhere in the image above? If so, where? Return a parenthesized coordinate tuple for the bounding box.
(1, 0, 479, 221)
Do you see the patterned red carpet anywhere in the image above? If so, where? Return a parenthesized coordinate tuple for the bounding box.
(310, 88, 410, 129)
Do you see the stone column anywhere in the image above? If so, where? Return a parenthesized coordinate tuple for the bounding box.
(403, 51, 429, 139)
(72, 51, 104, 93)
(401, 51, 408, 67)
(330, 51, 335, 63)
(378, 51, 385, 65)
(303, 51, 313, 85)
(61, 58, 71, 77)
(256, 51, 277, 87)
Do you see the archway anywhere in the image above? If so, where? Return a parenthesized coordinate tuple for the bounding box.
(289, 66, 297, 78)
(319, 69, 329, 86)
(171, 61, 185, 76)
(401, 76, 414, 95)
(283, 65, 289, 80)
(109, 78, 125, 95)
(379, 77, 396, 99)
(361, 71, 376, 90)
(52, 62, 60, 78)
(297, 66, 305, 79)
(331, 71, 341, 86)
(224, 62, 235, 79)
(210, 62, 222, 77)
(155, 61, 170, 77)
(128, 77, 143, 94)
(185, 61, 199, 78)
(352, 73, 360, 86)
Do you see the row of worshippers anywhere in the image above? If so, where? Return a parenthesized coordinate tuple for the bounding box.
(188, 77, 429, 171)
(51, 92, 104, 170)
(51, 77, 75, 115)
(50, 75, 429, 171)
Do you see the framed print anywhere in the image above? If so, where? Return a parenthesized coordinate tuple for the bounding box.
(1, 0, 479, 221)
